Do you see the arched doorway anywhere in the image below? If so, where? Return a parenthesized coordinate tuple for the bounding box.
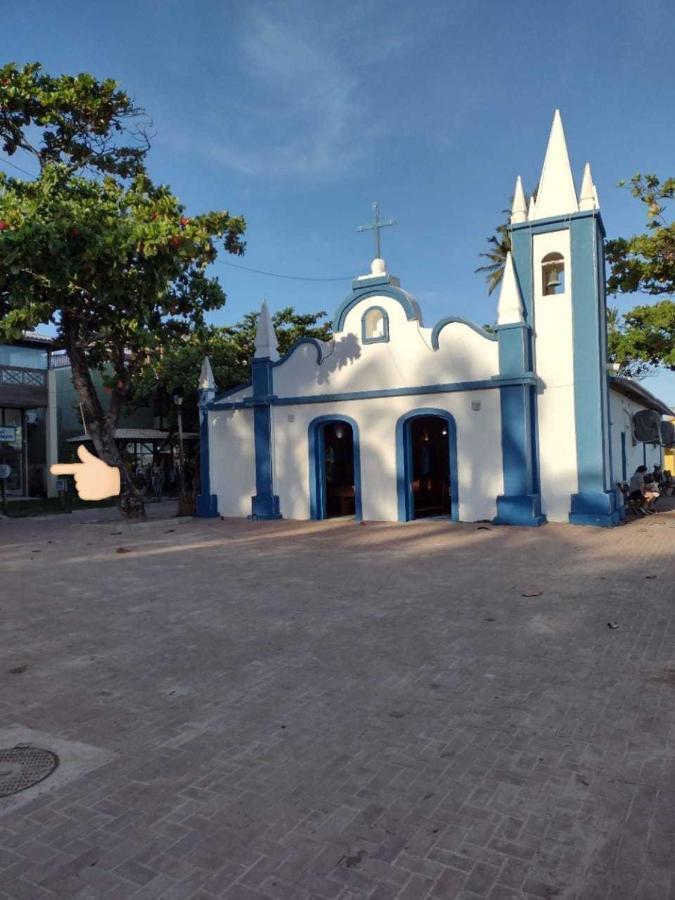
(309, 416, 362, 520)
(396, 409, 458, 521)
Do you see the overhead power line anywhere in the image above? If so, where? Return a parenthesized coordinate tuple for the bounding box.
(0, 156, 354, 284)
(217, 259, 352, 283)
(0, 155, 38, 179)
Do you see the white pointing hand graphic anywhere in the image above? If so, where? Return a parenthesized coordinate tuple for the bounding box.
(51, 445, 121, 501)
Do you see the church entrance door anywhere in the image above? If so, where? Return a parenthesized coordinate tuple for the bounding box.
(321, 420, 356, 518)
(408, 415, 451, 518)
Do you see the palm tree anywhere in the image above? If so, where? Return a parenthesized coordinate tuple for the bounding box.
(475, 216, 511, 295)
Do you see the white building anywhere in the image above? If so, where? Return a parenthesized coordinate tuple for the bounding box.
(196, 111, 672, 528)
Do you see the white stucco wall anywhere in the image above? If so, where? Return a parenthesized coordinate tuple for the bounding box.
(609, 389, 663, 484)
(209, 289, 503, 523)
(273, 293, 499, 400)
(273, 389, 503, 523)
(532, 230, 578, 522)
(208, 406, 255, 517)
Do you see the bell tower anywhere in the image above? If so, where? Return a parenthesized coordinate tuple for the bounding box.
(507, 111, 621, 526)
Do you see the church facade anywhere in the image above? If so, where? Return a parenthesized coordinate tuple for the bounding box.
(196, 111, 671, 528)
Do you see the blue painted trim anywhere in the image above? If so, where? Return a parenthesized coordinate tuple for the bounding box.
(308, 415, 362, 521)
(395, 408, 459, 523)
(570, 214, 609, 496)
(510, 208, 606, 239)
(493, 383, 545, 527)
(272, 337, 324, 367)
(333, 283, 421, 332)
(210, 375, 539, 411)
(431, 317, 498, 349)
(569, 490, 623, 527)
(496, 323, 532, 377)
(620, 432, 627, 482)
(361, 306, 390, 344)
(509, 224, 535, 325)
(250, 358, 281, 519)
(196, 398, 219, 517)
(213, 380, 252, 403)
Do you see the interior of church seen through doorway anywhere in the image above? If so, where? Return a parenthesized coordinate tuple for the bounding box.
(409, 415, 451, 518)
(322, 420, 356, 518)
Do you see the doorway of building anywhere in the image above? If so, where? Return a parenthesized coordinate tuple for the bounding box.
(407, 415, 451, 518)
(321, 420, 356, 518)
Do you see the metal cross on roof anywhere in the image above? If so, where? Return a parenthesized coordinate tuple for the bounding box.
(357, 202, 397, 260)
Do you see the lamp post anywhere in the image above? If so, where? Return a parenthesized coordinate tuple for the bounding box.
(173, 393, 186, 502)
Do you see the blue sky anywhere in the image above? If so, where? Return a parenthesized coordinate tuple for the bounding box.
(3, 0, 674, 402)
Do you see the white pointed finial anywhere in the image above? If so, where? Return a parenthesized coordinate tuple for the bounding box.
(497, 252, 525, 326)
(199, 356, 216, 392)
(511, 176, 527, 224)
(527, 194, 536, 220)
(254, 300, 279, 361)
(578, 162, 598, 211)
(531, 109, 578, 220)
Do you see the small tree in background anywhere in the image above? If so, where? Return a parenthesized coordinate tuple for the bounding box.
(606, 175, 675, 376)
(132, 308, 333, 432)
(0, 63, 245, 519)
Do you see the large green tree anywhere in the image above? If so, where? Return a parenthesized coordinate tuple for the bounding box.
(605, 175, 675, 376)
(0, 63, 245, 518)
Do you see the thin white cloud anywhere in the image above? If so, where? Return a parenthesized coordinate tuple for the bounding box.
(169, 2, 416, 179)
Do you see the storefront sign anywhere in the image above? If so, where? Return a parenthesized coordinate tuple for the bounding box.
(0, 426, 17, 442)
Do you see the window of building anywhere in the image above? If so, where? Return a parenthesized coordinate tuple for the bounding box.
(541, 252, 565, 295)
(362, 307, 389, 343)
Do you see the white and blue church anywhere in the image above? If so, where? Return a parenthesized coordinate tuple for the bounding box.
(196, 111, 671, 528)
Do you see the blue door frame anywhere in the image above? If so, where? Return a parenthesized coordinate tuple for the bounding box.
(396, 408, 459, 522)
(308, 415, 363, 520)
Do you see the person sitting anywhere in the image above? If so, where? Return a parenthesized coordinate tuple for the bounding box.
(629, 465, 656, 514)
(642, 473, 661, 512)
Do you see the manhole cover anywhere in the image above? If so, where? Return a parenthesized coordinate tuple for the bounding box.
(0, 746, 59, 797)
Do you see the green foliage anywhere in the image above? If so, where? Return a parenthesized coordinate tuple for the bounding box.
(475, 218, 511, 295)
(606, 175, 675, 296)
(0, 62, 246, 517)
(133, 308, 332, 428)
(607, 301, 675, 376)
(0, 166, 245, 379)
(605, 174, 675, 375)
(0, 61, 148, 177)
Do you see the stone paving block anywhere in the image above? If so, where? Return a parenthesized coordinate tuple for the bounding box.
(0, 512, 674, 899)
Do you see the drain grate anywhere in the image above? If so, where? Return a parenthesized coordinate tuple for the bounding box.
(0, 745, 59, 798)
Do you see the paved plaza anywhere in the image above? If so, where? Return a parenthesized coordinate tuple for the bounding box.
(0, 505, 674, 900)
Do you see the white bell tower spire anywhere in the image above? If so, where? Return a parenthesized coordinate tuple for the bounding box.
(254, 300, 279, 362)
(511, 176, 527, 224)
(530, 109, 578, 220)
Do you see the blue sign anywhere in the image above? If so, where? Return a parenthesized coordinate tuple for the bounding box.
(0, 426, 16, 442)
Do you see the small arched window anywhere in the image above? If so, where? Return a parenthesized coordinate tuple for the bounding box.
(542, 252, 565, 295)
(362, 306, 389, 343)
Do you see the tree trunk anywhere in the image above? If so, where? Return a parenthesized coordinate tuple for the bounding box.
(64, 322, 145, 521)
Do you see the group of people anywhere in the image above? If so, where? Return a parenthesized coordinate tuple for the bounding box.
(627, 463, 674, 514)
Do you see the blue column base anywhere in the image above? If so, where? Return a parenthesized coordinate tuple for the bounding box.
(493, 494, 546, 527)
(196, 494, 219, 518)
(568, 490, 623, 527)
(250, 494, 282, 520)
